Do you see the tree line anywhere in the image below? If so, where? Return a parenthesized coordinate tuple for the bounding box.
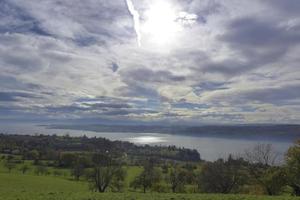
(0, 134, 200, 163)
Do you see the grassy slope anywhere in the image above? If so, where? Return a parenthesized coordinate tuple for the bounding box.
(0, 159, 300, 200)
(0, 173, 87, 200)
(1, 173, 300, 200)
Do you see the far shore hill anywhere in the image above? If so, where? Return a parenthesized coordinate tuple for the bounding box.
(45, 124, 300, 142)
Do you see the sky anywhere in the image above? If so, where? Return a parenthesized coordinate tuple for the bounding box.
(0, 0, 300, 125)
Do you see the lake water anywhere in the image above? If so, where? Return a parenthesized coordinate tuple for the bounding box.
(0, 123, 293, 161)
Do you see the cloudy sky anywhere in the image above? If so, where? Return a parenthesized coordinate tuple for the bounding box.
(0, 0, 300, 125)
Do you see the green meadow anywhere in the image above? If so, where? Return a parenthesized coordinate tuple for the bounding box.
(0, 161, 299, 200)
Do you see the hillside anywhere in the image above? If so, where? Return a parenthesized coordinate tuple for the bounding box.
(0, 173, 299, 200)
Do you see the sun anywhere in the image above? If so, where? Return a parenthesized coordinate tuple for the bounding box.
(141, 1, 182, 47)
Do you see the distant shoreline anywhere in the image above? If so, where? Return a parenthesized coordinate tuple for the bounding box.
(46, 124, 300, 142)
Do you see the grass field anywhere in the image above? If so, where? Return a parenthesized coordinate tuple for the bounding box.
(1, 172, 300, 200)
(1, 158, 300, 200)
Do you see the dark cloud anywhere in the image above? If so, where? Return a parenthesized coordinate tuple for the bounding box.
(0, 49, 46, 72)
(241, 84, 300, 105)
(221, 17, 300, 49)
(200, 112, 244, 121)
(118, 68, 183, 99)
(77, 96, 126, 103)
(102, 109, 158, 116)
(2, 0, 136, 46)
(0, 0, 50, 36)
(73, 36, 100, 47)
(187, 0, 222, 19)
(201, 59, 251, 76)
(202, 17, 300, 76)
(0, 75, 41, 91)
(45, 102, 132, 113)
(111, 62, 119, 72)
(264, 0, 300, 16)
(118, 83, 159, 99)
(44, 100, 158, 117)
(45, 105, 87, 113)
(193, 82, 229, 95)
(123, 68, 186, 83)
(0, 91, 38, 102)
(208, 84, 300, 106)
(84, 102, 132, 109)
(172, 102, 209, 109)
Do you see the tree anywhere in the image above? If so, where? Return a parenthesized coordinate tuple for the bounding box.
(261, 167, 287, 195)
(59, 153, 77, 167)
(130, 159, 162, 193)
(286, 140, 300, 196)
(244, 144, 278, 166)
(90, 166, 124, 192)
(70, 155, 92, 180)
(26, 150, 40, 164)
(87, 153, 126, 193)
(71, 163, 85, 181)
(53, 170, 63, 176)
(244, 144, 286, 195)
(198, 156, 247, 194)
(4, 160, 16, 173)
(110, 166, 127, 192)
(34, 165, 49, 176)
(162, 163, 169, 174)
(20, 164, 30, 174)
(168, 166, 187, 193)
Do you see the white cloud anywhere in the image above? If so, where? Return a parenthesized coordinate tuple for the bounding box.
(0, 0, 300, 124)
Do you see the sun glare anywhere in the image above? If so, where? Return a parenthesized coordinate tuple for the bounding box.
(142, 2, 182, 46)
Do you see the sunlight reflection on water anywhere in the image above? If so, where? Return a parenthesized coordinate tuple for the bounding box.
(127, 136, 167, 144)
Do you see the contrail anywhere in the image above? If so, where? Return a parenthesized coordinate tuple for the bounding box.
(125, 0, 141, 46)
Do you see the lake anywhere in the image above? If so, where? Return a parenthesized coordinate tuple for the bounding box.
(0, 123, 294, 161)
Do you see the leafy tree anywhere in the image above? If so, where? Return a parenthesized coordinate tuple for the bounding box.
(263, 167, 287, 195)
(286, 140, 300, 196)
(249, 164, 287, 195)
(130, 159, 162, 193)
(71, 163, 85, 181)
(198, 156, 247, 194)
(89, 166, 124, 192)
(70, 155, 92, 180)
(20, 164, 30, 174)
(34, 165, 49, 176)
(4, 160, 16, 173)
(162, 163, 169, 174)
(110, 166, 127, 192)
(168, 166, 187, 193)
(87, 153, 126, 193)
(59, 153, 77, 167)
(26, 150, 40, 163)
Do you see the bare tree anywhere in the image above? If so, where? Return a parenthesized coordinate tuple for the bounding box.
(244, 144, 278, 166)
